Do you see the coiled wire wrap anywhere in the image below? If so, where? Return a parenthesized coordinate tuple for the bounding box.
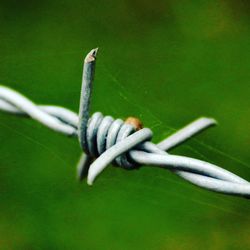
(0, 48, 250, 199)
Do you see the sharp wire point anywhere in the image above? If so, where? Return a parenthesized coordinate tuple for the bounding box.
(0, 48, 249, 199)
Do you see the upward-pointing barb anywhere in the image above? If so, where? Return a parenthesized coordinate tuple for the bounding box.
(78, 48, 99, 153)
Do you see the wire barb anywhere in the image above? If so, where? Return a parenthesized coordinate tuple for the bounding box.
(0, 48, 249, 199)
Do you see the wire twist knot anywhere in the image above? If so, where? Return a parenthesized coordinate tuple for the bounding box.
(81, 111, 147, 169)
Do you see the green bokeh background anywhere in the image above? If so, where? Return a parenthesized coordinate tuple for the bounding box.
(0, 1, 250, 249)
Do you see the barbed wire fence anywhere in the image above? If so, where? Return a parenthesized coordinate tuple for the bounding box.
(0, 48, 249, 198)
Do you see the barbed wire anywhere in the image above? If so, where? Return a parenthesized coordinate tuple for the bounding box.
(0, 48, 249, 198)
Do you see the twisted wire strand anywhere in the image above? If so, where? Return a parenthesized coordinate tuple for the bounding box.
(0, 49, 249, 199)
(0, 86, 78, 135)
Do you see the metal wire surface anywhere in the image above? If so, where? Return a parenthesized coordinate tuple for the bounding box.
(0, 48, 249, 198)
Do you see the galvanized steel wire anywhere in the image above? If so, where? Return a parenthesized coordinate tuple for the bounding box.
(0, 48, 249, 198)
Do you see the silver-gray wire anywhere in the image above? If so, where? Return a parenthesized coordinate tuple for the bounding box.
(0, 48, 249, 199)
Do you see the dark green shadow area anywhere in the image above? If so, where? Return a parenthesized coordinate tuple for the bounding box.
(0, 0, 250, 249)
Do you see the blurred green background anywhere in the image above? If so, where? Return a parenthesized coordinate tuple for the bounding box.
(0, 0, 250, 249)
